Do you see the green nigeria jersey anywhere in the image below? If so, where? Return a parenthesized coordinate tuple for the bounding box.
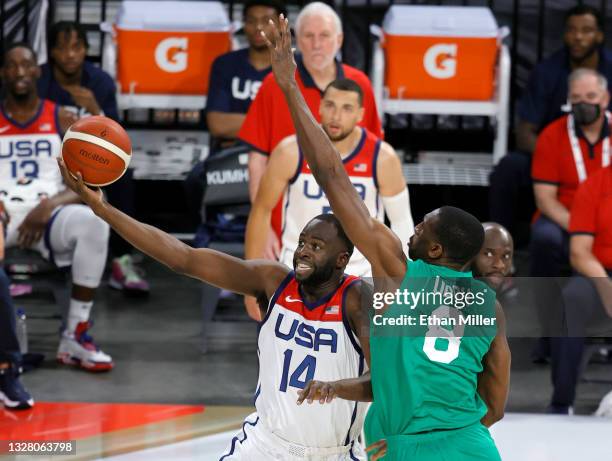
(366, 259, 497, 437)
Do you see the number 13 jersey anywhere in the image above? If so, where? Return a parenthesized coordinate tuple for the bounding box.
(0, 100, 63, 233)
(256, 272, 367, 449)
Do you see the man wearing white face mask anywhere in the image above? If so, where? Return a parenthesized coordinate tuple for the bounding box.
(530, 68, 611, 360)
(238, 3, 382, 274)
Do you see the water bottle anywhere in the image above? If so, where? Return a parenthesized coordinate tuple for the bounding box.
(15, 308, 28, 355)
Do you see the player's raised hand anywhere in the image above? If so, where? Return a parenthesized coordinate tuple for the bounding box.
(297, 380, 338, 405)
(57, 157, 104, 210)
(365, 439, 388, 461)
(260, 14, 296, 91)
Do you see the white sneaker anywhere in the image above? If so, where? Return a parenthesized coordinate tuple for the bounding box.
(57, 322, 114, 372)
(596, 390, 612, 417)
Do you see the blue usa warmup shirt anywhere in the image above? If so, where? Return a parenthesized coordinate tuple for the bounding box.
(517, 47, 612, 132)
(38, 61, 119, 121)
(206, 48, 271, 115)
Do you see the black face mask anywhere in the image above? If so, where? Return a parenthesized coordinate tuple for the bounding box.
(572, 102, 601, 126)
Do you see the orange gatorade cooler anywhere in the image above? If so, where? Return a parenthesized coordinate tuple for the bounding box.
(382, 6, 501, 100)
(115, 1, 231, 95)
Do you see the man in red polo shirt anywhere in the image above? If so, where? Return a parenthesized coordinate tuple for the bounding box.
(530, 68, 611, 359)
(549, 165, 612, 414)
(239, 2, 382, 257)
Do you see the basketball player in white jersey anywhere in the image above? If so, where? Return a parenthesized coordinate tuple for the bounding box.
(245, 78, 413, 318)
(0, 43, 112, 372)
(246, 78, 413, 275)
(58, 157, 372, 459)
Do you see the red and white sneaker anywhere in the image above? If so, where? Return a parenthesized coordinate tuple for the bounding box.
(57, 322, 114, 372)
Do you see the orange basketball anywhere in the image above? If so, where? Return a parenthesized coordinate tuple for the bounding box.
(61, 116, 132, 187)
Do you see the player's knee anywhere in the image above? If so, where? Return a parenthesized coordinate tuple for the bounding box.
(85, 213, 110, 247)
(73, 206, 110, 247)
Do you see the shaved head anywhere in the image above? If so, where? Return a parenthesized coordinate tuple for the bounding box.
(474, 222, 514, 290)
(482, 222, 513, 247)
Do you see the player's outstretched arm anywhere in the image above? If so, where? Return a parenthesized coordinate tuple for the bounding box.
(57, 158, 289, 299)
(261, 16, 406, 278)
(478, 301, 511, 427)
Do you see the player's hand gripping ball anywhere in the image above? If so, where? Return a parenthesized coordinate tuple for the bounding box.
(61, 115, 131, 186)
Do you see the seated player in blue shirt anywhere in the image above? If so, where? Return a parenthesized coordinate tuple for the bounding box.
(184, 0, 287, 226)
(38, 21, 148, 295)
(205, 0, 287, 149)
(38, 22, 118, 121)
(489, 5, 612, 245)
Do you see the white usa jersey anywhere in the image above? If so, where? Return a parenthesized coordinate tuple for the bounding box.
(280, 128, 384, 278)
(256, 273, 367, 450)
(0, 100, 63, 232)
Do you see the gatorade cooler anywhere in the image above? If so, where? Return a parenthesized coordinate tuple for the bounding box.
(382, 6, 501, 100)
(115, 1, 231, 95)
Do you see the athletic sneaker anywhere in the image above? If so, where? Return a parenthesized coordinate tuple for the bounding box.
(109, 254, 150, 296)
(57, 322, 114, 372)
(0, 363, 34, 410)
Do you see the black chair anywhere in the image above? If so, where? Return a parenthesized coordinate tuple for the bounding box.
(197, 144, 252, 353)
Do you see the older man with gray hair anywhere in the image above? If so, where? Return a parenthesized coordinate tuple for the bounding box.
(239, 2, 382, 270)
(529, 67, 611, 361)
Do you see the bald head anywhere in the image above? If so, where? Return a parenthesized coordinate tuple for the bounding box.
(473, 222, 514, 290)
(482, 222, 513, 248)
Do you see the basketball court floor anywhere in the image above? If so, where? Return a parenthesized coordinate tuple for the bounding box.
(103, 414, 612, 461)
(3, 256, 612, 460)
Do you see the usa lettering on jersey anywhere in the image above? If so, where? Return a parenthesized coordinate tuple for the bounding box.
(0, 100, 63, 224)
(280, 128, 383, 276)
(255, 274, 367, 448)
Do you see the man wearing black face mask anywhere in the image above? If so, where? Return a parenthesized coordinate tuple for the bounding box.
(530, 68, 611, 361)
(489, 5, 612, 245)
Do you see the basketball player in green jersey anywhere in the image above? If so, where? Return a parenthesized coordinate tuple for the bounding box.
(262, 16, 511, 461)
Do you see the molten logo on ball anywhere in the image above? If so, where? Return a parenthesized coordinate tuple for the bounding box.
(61, 115, 132, 187)
(79, 149, 110, 165)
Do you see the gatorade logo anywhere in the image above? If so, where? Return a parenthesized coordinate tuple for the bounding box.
(423, 44, 457, 79)
(155, 37, 188, 73)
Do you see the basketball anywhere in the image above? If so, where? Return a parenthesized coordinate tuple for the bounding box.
(61, 115, 132, 187)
